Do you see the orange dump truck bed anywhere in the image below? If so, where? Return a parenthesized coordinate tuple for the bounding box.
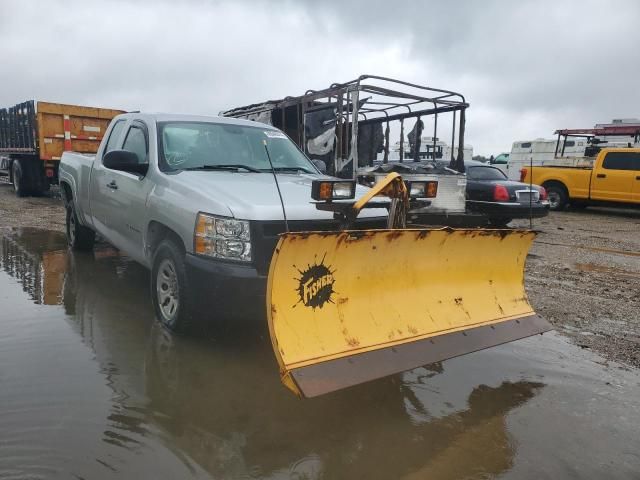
(35, 101, 124, 161)
(0, 100, 123, 195)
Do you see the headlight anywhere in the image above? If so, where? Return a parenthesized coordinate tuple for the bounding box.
(311, 180, 356, 200)
(405, 180, 438, 198)
(195, 213, 251, 261)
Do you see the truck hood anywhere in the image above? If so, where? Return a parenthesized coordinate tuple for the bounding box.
(171, 171, 388, 221)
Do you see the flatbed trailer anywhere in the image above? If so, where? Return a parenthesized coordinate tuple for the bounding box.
(0, 100, 123, 196)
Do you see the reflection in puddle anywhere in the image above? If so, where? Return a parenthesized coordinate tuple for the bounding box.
(1, 228, 639, 479)
(0, 229, 68, 305)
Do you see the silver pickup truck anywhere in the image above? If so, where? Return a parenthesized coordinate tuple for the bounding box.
(59, 113, 387, 332)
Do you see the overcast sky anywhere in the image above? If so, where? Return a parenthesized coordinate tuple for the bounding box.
(1, 0, 639, 155)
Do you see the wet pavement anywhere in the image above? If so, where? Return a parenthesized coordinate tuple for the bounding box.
(1, 228, 640, 479)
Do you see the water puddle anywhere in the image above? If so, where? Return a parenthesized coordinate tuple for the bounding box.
(1, 228, 639, 479)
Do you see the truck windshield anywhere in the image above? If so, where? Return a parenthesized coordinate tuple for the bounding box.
(157, 121, 317, 173)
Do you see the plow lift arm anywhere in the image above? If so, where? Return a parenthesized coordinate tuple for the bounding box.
(266, 173, 552, 398)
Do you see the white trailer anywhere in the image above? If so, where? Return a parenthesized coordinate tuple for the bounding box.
(502, 138, 588, 180)
(499, 121, 640, 181)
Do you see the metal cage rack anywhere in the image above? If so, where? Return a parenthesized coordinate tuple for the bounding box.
(222, 75, 470, 177)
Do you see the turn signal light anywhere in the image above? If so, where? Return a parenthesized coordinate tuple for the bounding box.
(406, 180, 439, 198)
(493, 184, 510, 202)
(311, 180, 356, 201)
(426, 181, 438, 198)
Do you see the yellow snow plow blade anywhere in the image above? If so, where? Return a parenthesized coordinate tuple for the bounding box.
(267, 228, 551, 398)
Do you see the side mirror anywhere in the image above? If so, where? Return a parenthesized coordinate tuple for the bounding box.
(103, 150, 148, 175)
(311, 159, 327, 174)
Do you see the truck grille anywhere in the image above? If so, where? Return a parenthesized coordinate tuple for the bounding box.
(250, 218, 386, 275)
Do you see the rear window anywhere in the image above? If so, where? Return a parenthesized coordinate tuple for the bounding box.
(602, 152, 640, 171)
(467, 166, 508, 180)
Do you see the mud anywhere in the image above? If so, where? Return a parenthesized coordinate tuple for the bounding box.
(0, 227, 639, 479)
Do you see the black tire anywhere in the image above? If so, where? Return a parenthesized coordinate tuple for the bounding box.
(11, 159, 28, 197)
(151, 239, 195, 334)
(570, 201, 588, 210)
(66, 202, 96, 251)
(25, 159, 49, 195)
(488, 217, 512, 227)
(545, 183, 568, 211)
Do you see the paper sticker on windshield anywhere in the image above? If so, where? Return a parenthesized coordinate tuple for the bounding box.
(264, 130, 288, 139)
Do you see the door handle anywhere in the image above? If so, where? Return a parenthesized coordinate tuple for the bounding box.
(596, 173, 606, 178)
(107, 180, 118, 190)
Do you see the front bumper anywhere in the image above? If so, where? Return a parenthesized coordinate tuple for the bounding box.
(467, 200, 550, 219)
(185, 253, 267, 317)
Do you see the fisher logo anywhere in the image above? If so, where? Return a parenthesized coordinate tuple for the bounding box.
(295, 255, 336, 309)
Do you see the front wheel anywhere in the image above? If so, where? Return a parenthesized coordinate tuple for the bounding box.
(545, 184, 568, 211)
(66, 202, 95, 251)
(151, 239, 195, 334)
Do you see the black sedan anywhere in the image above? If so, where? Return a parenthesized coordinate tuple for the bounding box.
(464, 161, 549, 226)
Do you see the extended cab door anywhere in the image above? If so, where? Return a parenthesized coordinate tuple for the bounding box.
(108, 121, 154, 264)
(589, 151, 636, 203)
(89, 119, 128, 242)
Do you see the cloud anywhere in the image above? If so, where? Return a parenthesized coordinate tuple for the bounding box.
(1, 0, 638, 155)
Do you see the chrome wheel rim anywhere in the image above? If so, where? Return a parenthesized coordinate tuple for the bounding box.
(547, 191, 560, 209)
(157, 259, 179, 323)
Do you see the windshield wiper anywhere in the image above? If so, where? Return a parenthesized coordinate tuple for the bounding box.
(266, 166, 315, 174)
(184, 164, 262, 173)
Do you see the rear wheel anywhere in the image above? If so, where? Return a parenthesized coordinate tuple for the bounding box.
(29, 163, 49, 195)
(544, 183, 568, 211)
(66, 202, 95, 251)
(151, 239, 195, 334)
(11, 159, 28, 197)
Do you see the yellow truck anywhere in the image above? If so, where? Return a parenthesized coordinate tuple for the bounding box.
(522, 148, 640, 210)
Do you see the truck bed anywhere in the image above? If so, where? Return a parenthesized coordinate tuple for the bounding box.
(526, 164, 593, 199)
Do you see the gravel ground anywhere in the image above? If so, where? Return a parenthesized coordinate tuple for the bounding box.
(0, 182, 66, 232)
(1, 182, 638, 367)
